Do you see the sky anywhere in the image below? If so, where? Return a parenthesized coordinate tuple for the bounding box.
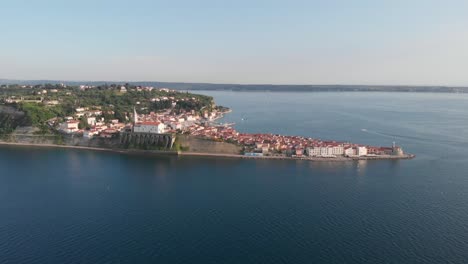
(1, 0, 468, 85)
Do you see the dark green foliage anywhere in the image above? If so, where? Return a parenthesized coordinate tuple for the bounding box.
(1, 85, 213, 116)
(17, 103, 57, 133)
(151, 100, 172, 111)
(78, 118, 89, 130)
(0, 113, 17, 135)
(114, 108, 127, 122)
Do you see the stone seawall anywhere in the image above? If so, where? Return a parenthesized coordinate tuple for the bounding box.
(3, 129, 175, 150)
(120, 132, 175, 149)
(4, 133, 122, 149)
(177, 135, 242, 155)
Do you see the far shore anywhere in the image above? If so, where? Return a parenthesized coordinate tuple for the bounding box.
(0, 141, 415, 161)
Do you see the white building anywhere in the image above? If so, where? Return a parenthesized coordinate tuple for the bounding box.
(87, 117, 97, 126)
(89, 110, 102, 116)
(95, 125, 108, 132)
(344, 147, 356, 156)
(44, 100, 59, 105)
(132, 106, 166, 133)
(307, 147, 320, 157)
(357, 146, 368, 156)
(307, 145, 344, 157)
(133, 122, 166, 134)
(59, 120, 79, 134)
(331, 145, 344, 155)
(320, 147, 331, 156)
(84, 129, 99, 139)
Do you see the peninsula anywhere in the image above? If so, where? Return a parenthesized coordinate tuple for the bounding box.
(0, 83, 414, 160)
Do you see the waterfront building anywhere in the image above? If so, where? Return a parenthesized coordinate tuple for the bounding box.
(84, 129, 99, 139)
(367, 146, 383, 155)
(331, 145, 344, 155)
(59, 120, 79, 134)
(307, 147, 321, 157)
(357, 146, 368, 156)
(307, 145, 344, 157)
(295, 148, 304, 157)
(320, 147, 330, 156)
(344, 147, 356, 156)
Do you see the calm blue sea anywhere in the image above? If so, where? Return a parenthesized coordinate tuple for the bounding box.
(1, 92, 468, 263)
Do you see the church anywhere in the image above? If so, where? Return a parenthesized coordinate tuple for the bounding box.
(132, 107, 166, 134)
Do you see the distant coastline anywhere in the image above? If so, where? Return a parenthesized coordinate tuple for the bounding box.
(1, 79, 467, 93)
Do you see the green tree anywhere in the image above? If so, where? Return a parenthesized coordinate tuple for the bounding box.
(78, 118, 89, 129)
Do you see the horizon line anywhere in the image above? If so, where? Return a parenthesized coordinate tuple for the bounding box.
(1, 78, 468, 88)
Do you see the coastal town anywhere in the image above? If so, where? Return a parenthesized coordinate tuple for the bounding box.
(0, 83, 414, 160)
(50, 106, 410, 159)
(188, 125, 407, 159)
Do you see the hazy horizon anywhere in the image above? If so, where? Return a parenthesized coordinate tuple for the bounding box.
(3, 77, 468, 88)
(2, 0, 468, 86)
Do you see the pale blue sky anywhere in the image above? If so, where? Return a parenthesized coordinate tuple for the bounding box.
(2, 0, 468, 85)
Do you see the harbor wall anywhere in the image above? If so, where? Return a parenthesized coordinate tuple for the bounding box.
(177, 134, 242, 155)
(1, 128, 175, 150)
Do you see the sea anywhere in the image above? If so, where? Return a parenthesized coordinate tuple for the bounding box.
(1, 91, 468, 263)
